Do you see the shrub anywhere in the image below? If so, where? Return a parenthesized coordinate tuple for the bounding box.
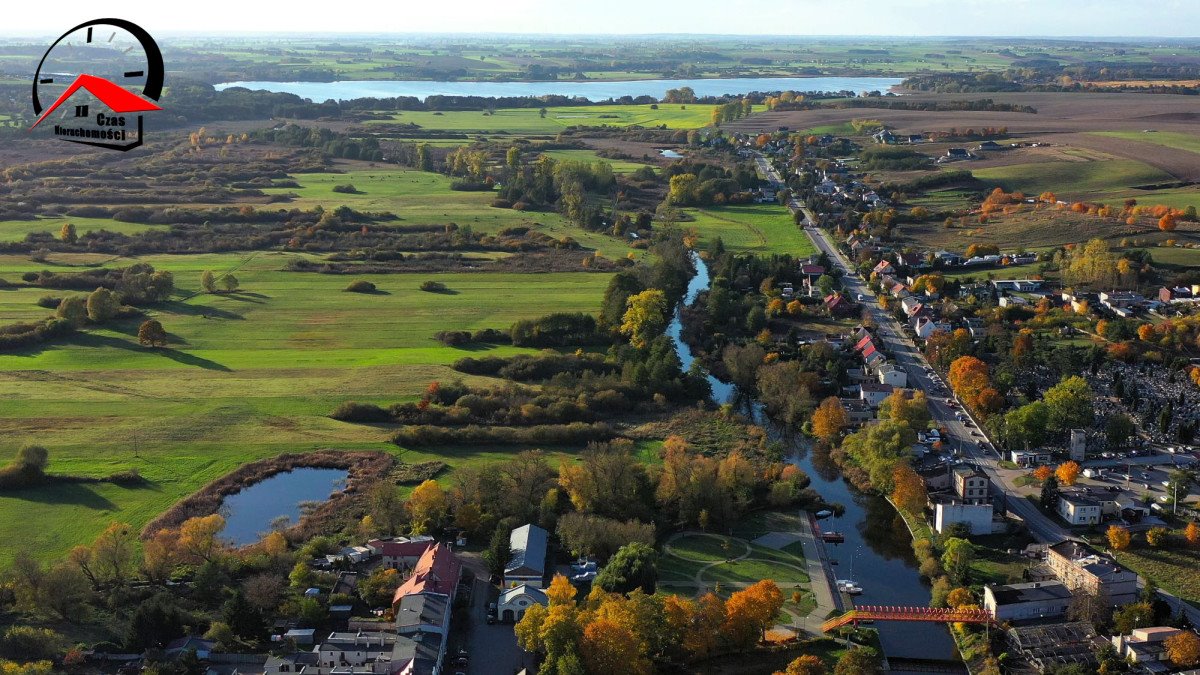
(391, 422, 615, 447)
(36, 295, 62, 309)
(344, 280, 377, 293)
(331, 401, 393, 423)
(419, 280, 448, 293)
(331, 184, 359, 194)
(434, 330, 472, 346)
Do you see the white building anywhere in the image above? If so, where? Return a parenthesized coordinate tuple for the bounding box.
(497, 584, 549, 623)
(1057, 494, 1101, 525)
(877, 363, 908, 388)
(934, 500, 997, 535)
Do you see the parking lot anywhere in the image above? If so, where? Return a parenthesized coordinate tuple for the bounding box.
(454, 576, 535, 675)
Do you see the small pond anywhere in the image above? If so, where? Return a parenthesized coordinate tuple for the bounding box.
(659, 149, 684, 159)
(218, 467, 348, 546)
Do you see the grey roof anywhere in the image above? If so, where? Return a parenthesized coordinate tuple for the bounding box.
(989, 581, 1072, 606)
(500, 584, 549, 606)
(506, 524, 548, 577)
(390, 633, 443, 675)
(396, 592, 449, 631)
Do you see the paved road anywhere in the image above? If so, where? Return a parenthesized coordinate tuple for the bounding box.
(753, 150, 1071, 544)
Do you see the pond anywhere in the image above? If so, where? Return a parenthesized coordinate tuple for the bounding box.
(218, 467, 348, 546)
(213, 76, 903, 102)
(659, 149, 684, 159)
(667, 254, 960, 669)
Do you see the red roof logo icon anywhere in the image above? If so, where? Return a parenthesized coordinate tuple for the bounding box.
(30, 73, 161, 130)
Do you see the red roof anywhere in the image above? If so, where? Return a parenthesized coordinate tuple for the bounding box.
(801, 264, 826, 276)
(391, 543, 461, 608)
(853, 334, 873, 351)
(31, 74, 161, 130)
(370, 539, 434, 559)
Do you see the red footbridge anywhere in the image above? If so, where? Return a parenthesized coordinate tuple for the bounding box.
(821, 605, 996, 632)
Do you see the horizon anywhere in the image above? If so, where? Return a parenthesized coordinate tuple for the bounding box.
(3, 0, 1199, 38)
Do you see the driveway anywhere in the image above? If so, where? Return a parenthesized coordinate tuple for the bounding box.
(457, 576, 536, 675)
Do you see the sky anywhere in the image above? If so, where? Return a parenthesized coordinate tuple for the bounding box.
(4, 0, 1199, 38)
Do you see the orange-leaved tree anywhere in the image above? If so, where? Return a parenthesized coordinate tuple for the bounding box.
(1055, 461, 1081, 486)
(1107, 525, 1132, 551)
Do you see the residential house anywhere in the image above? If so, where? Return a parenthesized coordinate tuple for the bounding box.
(998, 295, 1028, 308)
(906, 134, 925, 144)
(953, 465, 989, 503)
(877, 363, 908, 388)
(859, 382, 896, 408)
(977, 140, 1003, 151)
(872, 260, 894, 276)
(1099, 291, 1144, 310)
(264, 651, 320, 675)
(896, 251, 926, 270)
(315, 632, 397, 673)
(799, 263, 826, 281)
(839, 398, 875, 425)
(983, 581, 1071, 622)
(1046, 541, 1138, 605)
(1160, 286, 1200, 303)
(934, 497, 997, 535)
(497, 584, 549, 623)
(506, 524, 549, 588)
(914, 316, 951, 340)
(900, 296, 923, 316)
(943, 148, 973, 161)
(825, 294, 857, 317)
(872, 129, 896, 144)
(963, 317, 985, 338)
(933, 250, 965, 266)
(368, 537, 436, 571)
(1057, 493, 1101, 526)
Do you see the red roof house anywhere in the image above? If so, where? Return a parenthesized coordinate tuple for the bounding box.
(391, 543, 462, 612)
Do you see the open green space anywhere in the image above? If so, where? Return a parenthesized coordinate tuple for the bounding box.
(0, 217, 169, 243)
(539, 149, 655, 173)
(971, 159, 1172, 200)
(1093, 131, 1200, 157)
(261, 167, 638, 258)
(685, 205, 817, 256)
(0, 251, 613, 565)
(369, 104, 713, 134)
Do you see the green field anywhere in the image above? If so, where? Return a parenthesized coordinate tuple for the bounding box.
(1093, 131, 1200, 157)
(370, 104, 713, 135)
(261, 167, 639, 258)
(539, 149, 656, 173)
(0, 217, 168, 243)
(971, 159, 1172, 200)
(685, 205, 817, 256)
(969, 158, 1166, 198)
(0, 252, 613, 565)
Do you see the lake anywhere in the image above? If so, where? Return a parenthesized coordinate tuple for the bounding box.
(218, 467, 348, 546)
(214, 76, 903, 102)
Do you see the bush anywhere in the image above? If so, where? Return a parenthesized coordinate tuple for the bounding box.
(434, 330, 472, 346)
(36, 295, 62, 309)
(419, 280, 448, 293)
(331, 184, 360, 194)
(449, 179, 493, 192)
(344, 280, 376, 293)
(331, 401, 393, 423)
(392, 422, 615, 447)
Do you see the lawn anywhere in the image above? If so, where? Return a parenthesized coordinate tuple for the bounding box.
(685, 205, 816, 256)
(0, 251, 613, 565)
(369, 104, 713, 134)
(1114, 544, 1200, 604)
(539, 149, 654, 174)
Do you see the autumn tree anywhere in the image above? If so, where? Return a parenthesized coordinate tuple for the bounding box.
(1107, 525, 1132, 551)
(200, 270, 217, 293)
(86, 287, 121, 322)
(776, 654, 826, 675)
(594, 542, 657, 595)
(137, 319, 168, 347)
(891, 464, 927, 515)
(222, 274, 240, 293)
(91, 522, 136, 585)
(620, 289, 668, 349)
(406, 479, 447, 535)
(834, 647, 882, 675)
(142, 528, 179, 584)
(1166, 631, 1200, 667)
(178, 514, 226, 563)
(1055, 461, 1081, 486)
(1043, 375, 1094, 432)
(1146, 526, 1171, 549)
(946, 587, 974, 609)
(941, 537, 974, 586)
(723, 580, 783, 647)
(581, 618, 651, 675)
(59, 222, 77, 244)
(55, 295, 88, 327)
(1033, 465, 1053, 481)
(1186, 522, 1200, 548)
(812, 397, 850, 444)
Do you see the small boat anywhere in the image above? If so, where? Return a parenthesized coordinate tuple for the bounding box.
(815, 509, 833, 519)
(836, 579, 863, 595)
(820, 531, 845, 543)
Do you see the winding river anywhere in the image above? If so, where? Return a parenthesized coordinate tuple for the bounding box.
(668, 253, 960, 669)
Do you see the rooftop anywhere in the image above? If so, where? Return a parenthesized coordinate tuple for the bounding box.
(988, 581, 1072, 606)
(507, 523, 549, 576)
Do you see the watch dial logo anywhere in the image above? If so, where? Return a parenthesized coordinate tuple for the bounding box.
(29, 18, 164, 151)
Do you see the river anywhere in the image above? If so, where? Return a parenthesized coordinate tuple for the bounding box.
(668, 253, 960, 668)
(213, 76, 903, 102)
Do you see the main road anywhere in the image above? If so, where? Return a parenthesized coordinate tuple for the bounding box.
(752, 151, 1071, 543)
(754, 150, 1200, 624)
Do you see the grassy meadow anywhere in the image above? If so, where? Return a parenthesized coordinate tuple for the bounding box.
(0, 251, 613, 565)
(971, 159, 1172, 200)
(684, 205, 817, 256)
